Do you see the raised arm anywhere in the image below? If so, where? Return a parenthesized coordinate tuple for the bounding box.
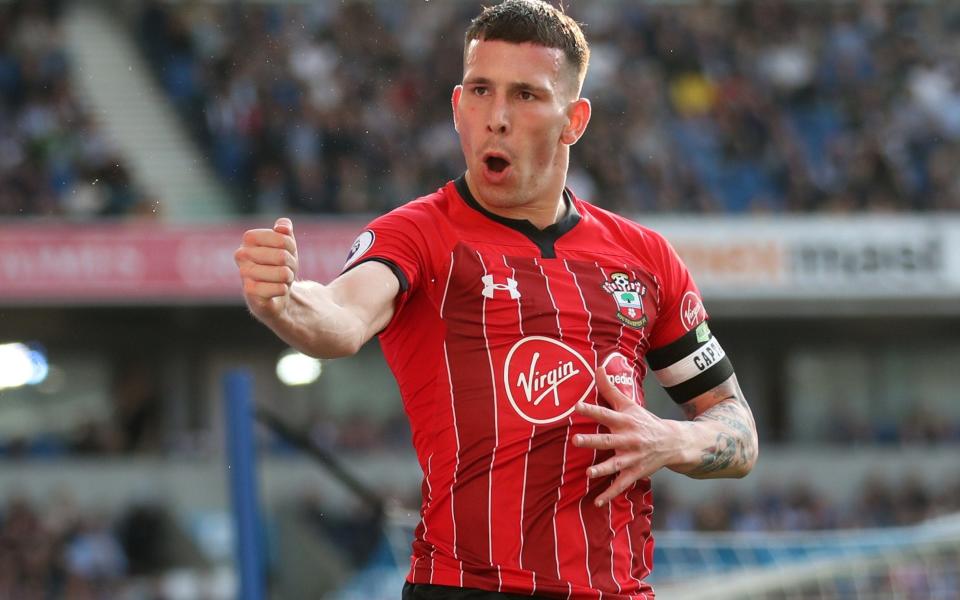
(234, 218, 399, 358)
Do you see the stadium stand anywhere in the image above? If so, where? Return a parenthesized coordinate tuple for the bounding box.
(0, 0, 152, 218)
(134, 0, 960, 215)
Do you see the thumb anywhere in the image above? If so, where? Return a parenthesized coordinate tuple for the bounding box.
(274, 217, 293, 236)
(595, 366, 632, 412)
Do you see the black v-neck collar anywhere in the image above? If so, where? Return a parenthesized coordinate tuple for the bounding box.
(454, 175, 581, 259)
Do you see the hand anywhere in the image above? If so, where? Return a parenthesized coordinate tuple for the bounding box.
(235, 217, 299, 318)
(573, 366, 685, 507)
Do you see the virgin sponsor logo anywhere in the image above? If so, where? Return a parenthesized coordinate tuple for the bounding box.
(680, 291, 706, 331)
(504, 336, 595, 424)
(342, 230, 375, 269)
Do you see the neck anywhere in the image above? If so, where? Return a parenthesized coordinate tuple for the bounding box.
(464, 172, 568, 230)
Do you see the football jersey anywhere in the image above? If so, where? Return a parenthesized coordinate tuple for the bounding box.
(342, 176, 732, 599)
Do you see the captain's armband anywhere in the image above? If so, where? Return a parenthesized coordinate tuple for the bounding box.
(646, 321, 733, 404)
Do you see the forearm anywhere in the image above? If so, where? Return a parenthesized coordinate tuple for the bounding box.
(670, 386, 758, 479)
(251, 281, 368, 359)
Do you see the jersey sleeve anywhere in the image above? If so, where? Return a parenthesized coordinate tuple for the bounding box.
(646, 233, 707, 349)
(340, 207, 429, 314)
(644, 233, 734, 404)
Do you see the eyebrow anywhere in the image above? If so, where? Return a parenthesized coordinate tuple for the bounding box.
(463, 77, 552, 96)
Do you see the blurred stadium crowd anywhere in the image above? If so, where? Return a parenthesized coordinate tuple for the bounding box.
(135, 0, 960, 214)
(0, 0, 153, 218)
(654, 473, 960, 533)
(5, 0, 960, 217)
(0, 493, 189, 600)
(2, 471, 958, 597)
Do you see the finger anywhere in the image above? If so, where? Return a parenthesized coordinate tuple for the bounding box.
(585, 454, 629, 479)
(595, 366, 633, 412)
(274, 217, 293, 235)
(241, 263, 295, 284)
(575, 401, 629, 427)
(236, 246, 297, 269)
(595, 470, 644, 508)
(242, 229, 297, 256)
(572, 431, 624, 451)
(243, 279, 289, 300)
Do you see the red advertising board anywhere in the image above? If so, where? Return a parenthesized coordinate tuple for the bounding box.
(0, 220, 367, 304)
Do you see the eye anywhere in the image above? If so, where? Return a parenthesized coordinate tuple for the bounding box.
(472, 86, 489, 96)
(518, 90, 535, 101)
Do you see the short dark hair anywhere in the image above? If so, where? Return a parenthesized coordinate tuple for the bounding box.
(464, 0, 590, 93)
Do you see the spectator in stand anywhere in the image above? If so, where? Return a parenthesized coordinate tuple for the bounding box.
(653, 471, 960, 534)
(139, 0, 959, 215)
(0, 493, 197, 598)
(0, 0, 150, 219)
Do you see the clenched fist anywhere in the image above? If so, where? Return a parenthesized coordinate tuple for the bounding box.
(235, 217, 299, 318)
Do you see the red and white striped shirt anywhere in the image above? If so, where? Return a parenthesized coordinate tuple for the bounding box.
(344, 177, 709, 599)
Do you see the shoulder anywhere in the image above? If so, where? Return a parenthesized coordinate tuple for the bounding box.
(347, 183, 459, 272)
(369, 183, 454, 229)
(572, 194, 672, 251)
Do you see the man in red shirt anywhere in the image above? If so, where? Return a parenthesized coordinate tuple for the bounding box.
(235, 1, 758, 598)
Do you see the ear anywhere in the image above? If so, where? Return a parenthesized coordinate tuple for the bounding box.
(560, 97, 591, 146)
(451, 85, 463, 133)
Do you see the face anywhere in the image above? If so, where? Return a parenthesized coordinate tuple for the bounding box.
(452, 39, 590, 215)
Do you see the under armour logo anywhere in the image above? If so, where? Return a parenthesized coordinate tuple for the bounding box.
(481, 274, 521, 299)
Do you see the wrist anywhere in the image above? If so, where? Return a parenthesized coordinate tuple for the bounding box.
(665, 420, 700, 472)
(249, 295, 290, 329)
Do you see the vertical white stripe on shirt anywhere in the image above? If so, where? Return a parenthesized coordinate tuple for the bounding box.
(600, 264, 628, 593)
(439, 251, 455, 318)
(623, 482, 644, 588)
(505, 256, 536, 593)
(536, 258, 565, 580)
(639, 487, 654, 580)
(625, 265, 653, 585)
(439, 253, 464, 585)
(474, 251, 501, 583)
(445, 337, 464, 586)
(425, 453, 436, 583)
(565, 259, 598, 588)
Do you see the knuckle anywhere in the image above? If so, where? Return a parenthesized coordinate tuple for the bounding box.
(240, 265, 257, 281)
(259, 248, 277, 265)
(234, 248, 246, 265)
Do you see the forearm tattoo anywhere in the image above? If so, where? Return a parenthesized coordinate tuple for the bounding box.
(696, 432, 738, 473)
(683, 386, 758, 477)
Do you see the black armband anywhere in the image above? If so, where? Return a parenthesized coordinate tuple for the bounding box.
(344, 257, 409, 292)
(646, 322, 734, 404)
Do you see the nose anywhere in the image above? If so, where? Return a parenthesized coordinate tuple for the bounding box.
(487, 96, 509, 135)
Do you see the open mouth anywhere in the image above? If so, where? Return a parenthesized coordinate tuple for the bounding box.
(484, 155, 511, 173)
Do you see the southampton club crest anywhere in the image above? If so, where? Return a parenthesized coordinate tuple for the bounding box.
(602, 272, 648, 329)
